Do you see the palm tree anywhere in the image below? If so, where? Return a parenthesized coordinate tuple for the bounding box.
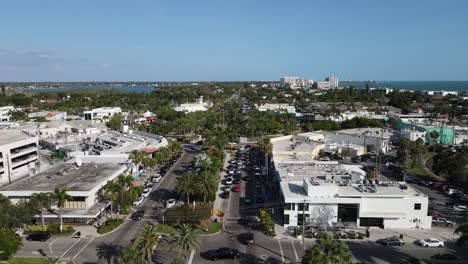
(168, 140, 182, 155)
(117, 174, 134, 191)
(170, 224, 200, 260)
(454, 222, 468, 247)
(103, 181, 123, 217)
(129, 150, 146, 170)
(146, 158, 158, 177)
(259, 137, 273, 177)
(52, 188, 72, 233)
(117, 246, 142, 264)
(134, 223, 160, 262)
(302, 233, 352, 264)
(430, 130, 440, 152)
(194, 171, 217, 203)
(175, 172, 196, 204)
(30, 192, 51, 228)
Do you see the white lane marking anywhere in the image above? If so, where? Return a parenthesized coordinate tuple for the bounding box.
(73, 238, 95, 260)
(59, 238, 81, 258)
(291, 240, 299, 261)
(278, 240, 284, 262)
(48, 238, 58, 246)
(187, 249, 195, 264)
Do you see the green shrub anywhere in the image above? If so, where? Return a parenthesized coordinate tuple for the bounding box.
(347, 232, 356, 239)
(25, 225, 74, 234)
(357, 234, 364, 239)
(431, 253, 457, 260)
(97, 219, 123, 234)
(164, 205, 211, 224)
(294, 227, 303, 236)
(333, 233, 340, 239)
(340, 233, 348, 239)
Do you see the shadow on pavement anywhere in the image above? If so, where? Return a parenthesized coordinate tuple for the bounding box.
(346, 240, 427, 263)
(95, 242, 123, 264)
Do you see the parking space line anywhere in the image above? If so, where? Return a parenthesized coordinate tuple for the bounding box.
(291, 240, 299, 261)
(48, 238, 58, 246)
(59, 238, 81, 259)
(187, 249, 195, 264)
(73, 238, 94, 260)
(278, 240, 284, 262)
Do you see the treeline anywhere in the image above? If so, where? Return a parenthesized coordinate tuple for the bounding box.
(305, 117, 383, 131)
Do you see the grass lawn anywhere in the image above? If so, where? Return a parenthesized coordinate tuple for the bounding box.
(154, 223, 176, 234)
(97, 219, 123, 234)
(404, 151, 436, 179)
(7, 257, 57, 264)
(198, 221, 223, 235)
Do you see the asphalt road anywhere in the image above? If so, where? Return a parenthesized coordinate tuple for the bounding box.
(17, 149, 195, 264)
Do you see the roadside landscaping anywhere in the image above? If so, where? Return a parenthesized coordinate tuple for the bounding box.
(97, 219, 123, 234)
(7, 257, 57, 264)
(26, 224, 75, 235)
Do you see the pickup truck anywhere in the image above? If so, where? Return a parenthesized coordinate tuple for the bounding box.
(432, 217, 455, 227)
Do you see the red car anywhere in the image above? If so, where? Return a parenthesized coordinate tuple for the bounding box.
(232, 185, 241, 192)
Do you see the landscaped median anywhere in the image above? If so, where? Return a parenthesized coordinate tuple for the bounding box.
(97, 219, 123, 234)
(25, 224, 75, 236)
(6, 257, 57, 264)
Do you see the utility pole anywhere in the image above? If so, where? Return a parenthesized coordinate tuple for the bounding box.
(302, 199, 306, 251)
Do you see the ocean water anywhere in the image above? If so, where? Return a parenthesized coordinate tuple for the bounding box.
(29, 85, 157, 93)
(340, 81, 468, 92)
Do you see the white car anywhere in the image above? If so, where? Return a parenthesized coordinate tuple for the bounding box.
(133, 196, 145, 206)
(225, 178, 233, 185)
(152, 175, 161, 183)
(146, 182, 154, 188)
(453, 205, 468, 211)
(416, 238, 444, 248)
(228, 170, 235, 175)
(237, 161, 242, 165)
(141, 188, 151, 198)
(166, 199, 176, 208)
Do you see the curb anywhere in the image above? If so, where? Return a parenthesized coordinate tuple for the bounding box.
(93, 216, 129, 238)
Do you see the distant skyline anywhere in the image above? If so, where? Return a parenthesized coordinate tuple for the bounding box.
(1, 0, 468, 82)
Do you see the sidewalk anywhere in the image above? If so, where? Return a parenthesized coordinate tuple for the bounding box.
(211, 152, 231, 223)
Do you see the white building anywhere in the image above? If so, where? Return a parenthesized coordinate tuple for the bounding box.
(326, 76, 339, 88)
(0, 130, 39, 187)
(324, 128, 393, 154)
(28, 111, 67, 121)
(272, 142, 431, 230)
(257, 104, 301, 117)
(84, 107, 122, 120)
(174, 96, 212, 113)
(401, 128, 426, 142)
(0, 106, 15, 122)
(280, 77, 314, 88)
(317, 81, 331, 90)
(0, 158, 130, 223)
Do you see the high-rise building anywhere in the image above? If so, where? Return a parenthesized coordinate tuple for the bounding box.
(280, 77, 314, 88)
(326, 76, 339, 88)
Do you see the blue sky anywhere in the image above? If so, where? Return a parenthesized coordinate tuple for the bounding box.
(1, 0, 467, 81)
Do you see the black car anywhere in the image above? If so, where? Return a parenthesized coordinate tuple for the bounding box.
(256, 197, 264, 204)
(132, 210, 145, 220)
(26, 232, 50, 242)
(220, 191, 230, 199)
(376, 237, 405, 246)
(240, 232, 254, 245)
(205, 247, 240, 261)
(233, 178, 241, 184)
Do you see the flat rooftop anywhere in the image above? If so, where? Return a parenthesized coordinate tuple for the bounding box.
(0, 162, 126, 193)
(334, 128, 393, 138)
(0, 130, 34, 145)
(272, 139, 323, 162)
(276, 162, 366, 183)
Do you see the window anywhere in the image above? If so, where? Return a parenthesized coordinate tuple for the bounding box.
(284, 215, 290, 225)
(414, 203, 421, 210)
(298, 203, 309, 211)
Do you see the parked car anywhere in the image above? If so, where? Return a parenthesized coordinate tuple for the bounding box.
(241, 232, 254, 245)
(447, 189, 464, 196)
(225, 178, 233, 185)
(165, 198, 176, 208)
(146, 182, 154, 188)
(232, 185, 241, 192)
(233, 178, 241, 184)
(319, 157, 331, 161)
(240, 216, 261, 227)
(432, 217, 455, 227)
(141, 188, 151, 198)
(205, 247, 240, 261)
(243, 197, 252, 204)
(131, 210, 145, 220)
(26, 232, 50, 242)
(152, 175, 161, 183)
(452, 205, 468, 212)
(220, 191, 230, 199)
(376, 236, 405, 246)
(133, 196, 145, 206)
(415, 238, 444, 248)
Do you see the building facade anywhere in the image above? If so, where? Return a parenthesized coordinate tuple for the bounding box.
(0, 130, 39, 187)
(84, 107, 122, 120)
